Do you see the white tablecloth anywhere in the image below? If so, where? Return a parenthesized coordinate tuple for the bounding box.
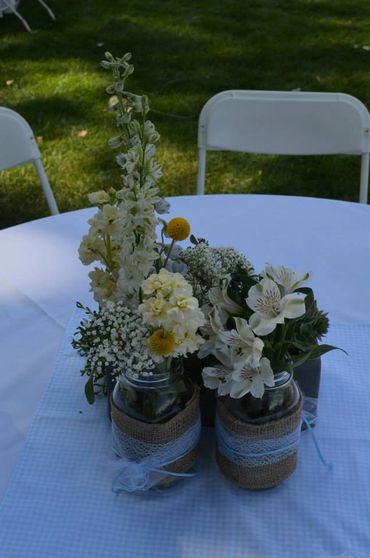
(1, 194, 370, 557)
(1, 313, 369, 558)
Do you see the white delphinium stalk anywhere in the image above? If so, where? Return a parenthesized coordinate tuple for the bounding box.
(78, 52, 169, 306)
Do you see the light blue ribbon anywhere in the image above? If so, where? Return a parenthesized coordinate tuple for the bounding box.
(301, 395, 318, 428)
(216, 416, 301, 467)
(111, 417, 201, 493)
(216, 410, 331, 469)
(302, 415, 332, 468)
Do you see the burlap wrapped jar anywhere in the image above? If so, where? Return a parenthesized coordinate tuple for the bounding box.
(216, 393, 303, 490)
(110, 385, 200, 487)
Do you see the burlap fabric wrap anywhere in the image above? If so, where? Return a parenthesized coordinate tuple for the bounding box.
(216, 396, 303, 490)
(110, 386, 200, 482)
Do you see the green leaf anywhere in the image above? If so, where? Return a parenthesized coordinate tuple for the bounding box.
(292, 344, 346, 368)
(84, 377, 95, 405)
(308, 344, 347, 359)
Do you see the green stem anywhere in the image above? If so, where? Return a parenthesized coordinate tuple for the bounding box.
(103, 233, 114, 270)
(163, 239, 175, 269)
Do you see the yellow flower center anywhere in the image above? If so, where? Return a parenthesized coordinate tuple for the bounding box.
(148, 329, 176, 356)
(166, 217, 190, 241)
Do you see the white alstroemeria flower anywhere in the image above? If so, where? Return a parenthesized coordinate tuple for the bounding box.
(208, 279, 242, 321)
(246, 278, 306, 336)
(202, 366, 233, 396)
(198, 307, 225, 359)
(263, 265, 312, 295)
(230, 357, 275, 399)
(218, 317, 264, 369)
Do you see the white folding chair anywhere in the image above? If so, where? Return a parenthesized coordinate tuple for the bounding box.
(197, 90, 370, 203)
(0, 107, 59, 215)
(0, 0, 55, 33)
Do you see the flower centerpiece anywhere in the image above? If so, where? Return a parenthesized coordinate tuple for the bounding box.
(73, 51, 338, 492)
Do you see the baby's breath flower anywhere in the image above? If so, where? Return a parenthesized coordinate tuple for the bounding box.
(181, 242, 254, 305)
(73, 302, 158, 397)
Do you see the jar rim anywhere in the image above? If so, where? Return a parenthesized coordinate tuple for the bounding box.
(119, 361, 183, 390)
(265, 371, 293, 391)
(121, 372, 172, 390)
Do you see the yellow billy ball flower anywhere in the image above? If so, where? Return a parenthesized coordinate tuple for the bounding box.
(148, 329, 176, 356)
(166, 217, 190, 241)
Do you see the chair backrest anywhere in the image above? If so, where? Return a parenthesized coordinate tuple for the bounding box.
(0, 106, 41, 170)
(0, 106, 59, 214)
(197, 90, 370, 203)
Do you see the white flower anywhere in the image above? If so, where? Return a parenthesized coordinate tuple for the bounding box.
(263, 265, 311, 295)
(208, 279, 243, 321)
(141, 268, 192, 298)
(88, 268, 116, 304)
(79, 233, 105, 265)
(246, 277, 306, 336)
(202, 365, 233, 396)
(144, 120, 160, 143)
(202, 346, 235, 394)
(230, 357, 275, 399)
(116, 147, 141, 173)
(94, 204, 120, 236)
(147, 159, 163, 181)
(154, 198, 170, 214)
(173, 331, 204, 356)
(144, 143, 156, 162)
(139, 270, 205, 358)
(87, 190, 110, 205)
(198, 307, 225, 359)
(218, 317, 264, 369)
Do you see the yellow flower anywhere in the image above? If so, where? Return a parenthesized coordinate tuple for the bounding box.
(166, 217, 190, 241)
(148, 329, 176, 356)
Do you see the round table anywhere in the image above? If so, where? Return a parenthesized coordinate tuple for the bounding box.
(1, 194, 370, 557)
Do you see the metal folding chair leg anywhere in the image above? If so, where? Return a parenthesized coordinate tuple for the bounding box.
(36, 0, 56, 21)
(1, 0, 32, 32)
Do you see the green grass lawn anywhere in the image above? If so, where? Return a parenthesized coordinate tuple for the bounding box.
(1, 0, 370, 228)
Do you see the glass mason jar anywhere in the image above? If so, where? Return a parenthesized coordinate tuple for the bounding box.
(223, 371, 301, 424)
(112, 360, 194, 424)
